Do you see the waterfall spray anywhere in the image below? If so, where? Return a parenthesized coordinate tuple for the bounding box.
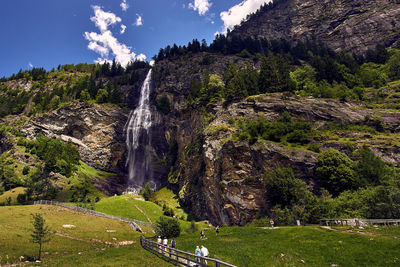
(125, 69, 153, 194)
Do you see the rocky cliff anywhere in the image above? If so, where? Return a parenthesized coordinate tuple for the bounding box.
(151, 53, 400, 225)
(230, 0, 400, 54)
(21, 102, 128, 174)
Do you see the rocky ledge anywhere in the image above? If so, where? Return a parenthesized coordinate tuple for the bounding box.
(21, 102, 128, 173)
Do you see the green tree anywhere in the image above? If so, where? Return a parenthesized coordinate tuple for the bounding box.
(385, 51, 400, 81)
(80, 89, 91, 102)
(264, 167, 310, 207)
(155, 216, 181, 238)
(259, 53, 295, 93)
(199, 74, 224, 104)
(95, 88, 109, 103)
(354, 146, 387, 186)
(31, 213, 51, 260)
(316, 149, 358, 196)
(142, 182, 154, 201)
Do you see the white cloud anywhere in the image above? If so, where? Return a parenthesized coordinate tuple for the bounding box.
(120, 24, 127, 34)
(189, 0, 212, 16)
(120, 0, 129, 11)
(28, 62, 33, 68)
(85, 6, 146, 67)
(90, 5, 122, 33)
(220, 0, 270, 33)
(134, 15, 143, 26)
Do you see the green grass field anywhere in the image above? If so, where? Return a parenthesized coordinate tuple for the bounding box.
(0, 186, 26, 204)
(175, 225, 400, 267)
(94, 194, 164, 223)
(0, 204, 173, 266)
(93, 193, 195, 231)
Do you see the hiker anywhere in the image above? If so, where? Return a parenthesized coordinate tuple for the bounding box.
(157, 236, 162, 252)
(200, 229, 205, 239)
(163, 237, 168, 251)
(270, 219, 275, 228)
(195, 246, 201, 262)
(201, 245, 209, 264)
(216, 225, 219, 235)
(171, 239, 176, 248)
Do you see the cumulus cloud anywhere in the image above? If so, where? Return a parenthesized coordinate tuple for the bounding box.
(120, 24, 127, 34)
(189, 0, 212, 16)
(85, 6, 145, 67)
(120, 0, 129, 11)
(220, 0, 270, 33)
(90, 5, 122, 32)
(134, 15, 143, 26)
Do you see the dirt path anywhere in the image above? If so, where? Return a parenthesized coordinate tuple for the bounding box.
(134, 204, 152, 223)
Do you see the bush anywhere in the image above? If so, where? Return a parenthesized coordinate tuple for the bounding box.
(142, 183, 154, 201)
(162, 204, 175, 217)
(155, 216, 181, 238)
(22, 166, 30, 175)
(264, 167, 309, 207)
(316, 148, 358, 196)
(354, 146, 387, 186)
(24, 135, 80, 177)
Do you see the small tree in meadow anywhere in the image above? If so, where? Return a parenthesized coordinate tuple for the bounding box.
(155, 216, 181, 238)
(31, 213, 51, 261)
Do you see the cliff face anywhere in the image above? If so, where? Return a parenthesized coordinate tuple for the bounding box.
(21, 102, 128, 174)
(193, 95, 400, 225)
(151, 54, 400, 225)
(230, 0, 400, 54)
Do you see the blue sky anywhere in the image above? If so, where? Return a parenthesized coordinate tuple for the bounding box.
(0, 0, 269, 77)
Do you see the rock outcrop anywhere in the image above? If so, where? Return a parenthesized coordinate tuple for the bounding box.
(21, 102, 128, 173)
(230, 0, 400, 54)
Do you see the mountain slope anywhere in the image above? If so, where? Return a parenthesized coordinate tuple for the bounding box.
(230, 0, 400, 54)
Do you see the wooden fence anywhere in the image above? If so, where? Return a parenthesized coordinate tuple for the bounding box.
(140, 236, 236, 267)
(320, 218, 400, 226)
(33, 200, 154, 230)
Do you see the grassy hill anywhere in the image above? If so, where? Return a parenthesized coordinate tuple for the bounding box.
(93, 193, 195, 231)
(0, 204, 173, 266)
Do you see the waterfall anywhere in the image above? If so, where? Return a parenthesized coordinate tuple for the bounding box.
(125, 69, 154, 194)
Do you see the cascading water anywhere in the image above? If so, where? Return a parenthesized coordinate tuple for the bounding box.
(125, 69, 154, 194)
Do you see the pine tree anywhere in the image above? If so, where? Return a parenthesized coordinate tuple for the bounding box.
(31, 213, 51, 261)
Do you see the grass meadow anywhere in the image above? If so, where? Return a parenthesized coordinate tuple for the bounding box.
(175, 225, 400, 267)
(0, 204, 173, 266)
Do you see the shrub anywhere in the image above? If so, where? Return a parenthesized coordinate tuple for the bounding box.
(354, 146, 387, 186)
(316, 148, 358, 196)
(142, 183, 154, 201)
(162, 204, 175, 217)
(156, 95, 170, 114)
(155, 216, 181, 238)
(264, 167, 309, 207)
(22, 166, 30, 175)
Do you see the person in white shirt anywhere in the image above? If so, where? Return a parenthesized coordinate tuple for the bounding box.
(157, 236, 162, 252)
(201, 245, 209, 264)
(163, 238, 168, 253)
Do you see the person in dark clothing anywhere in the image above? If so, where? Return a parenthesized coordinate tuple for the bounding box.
(171, 239, 176, 248)
(215, 226, 219, 235)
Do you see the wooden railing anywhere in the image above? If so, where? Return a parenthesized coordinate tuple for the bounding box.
(33, 200, 154, 230)
(320, 218, 400, 226)
(140, 236, 236, 267)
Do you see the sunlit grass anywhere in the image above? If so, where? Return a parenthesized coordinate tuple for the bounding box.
(0, 204, 173, 266)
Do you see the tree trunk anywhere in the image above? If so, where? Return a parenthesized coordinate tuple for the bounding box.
(38, 243, 42, 261)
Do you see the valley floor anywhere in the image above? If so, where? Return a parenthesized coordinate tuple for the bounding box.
(0, 205, 173, 266)
(2, 204, 400, 266)
(175, 225, 400, 267)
